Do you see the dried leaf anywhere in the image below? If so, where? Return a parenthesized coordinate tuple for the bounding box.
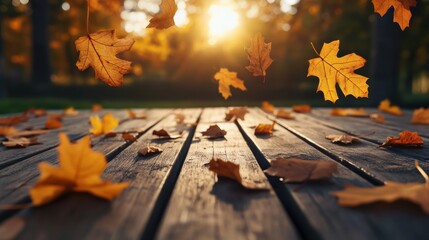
(378, 99, 403, 116)
(225, 107, 249, 121)
(152, 129, 181, 139)
(371, 0, 416, 30)
(63, 107, 79, 117)
(380, 130, 423, 147)
(330, 108, 369, 117)
(128, 109, 147, 119)
(0, 217, 25, 240)
(245, 33, 273, 80)
(147, 0, 178, 29)
(326, 134, 361, 144)
(276, 109, 295, 120)
(122, 133, 137, 142)
(264, 157, 337, 183)
(411, 108, 429, 125)
(89, 113, 119, 136)
(3, 137, 40, 148)
(44, 115, 63, 130)
(332, 161, 429, 214)
(214, 68, 247, 100)
(75, 29, 135, 87)
(208, 158, 268, 190)
(0, 114, 28, 126)
(0, 126, 19, 137)
(292, 105, 311, 113)
(254, 122, 275, 135)
(261, 101, 275, 113)
(201, 125, 227, 139)
(30, 133, 129, 206)
(92, 104, 103, 112)
(138, 145, 163, 156)
(308, 40, 368, 103)
(6, 129, 49, 139)
(175, 113, 185, 125)
(370, 113, 385, 123)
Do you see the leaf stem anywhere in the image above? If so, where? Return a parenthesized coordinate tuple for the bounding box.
(310, 42, 320, 57)
(86, 0, 90, 34)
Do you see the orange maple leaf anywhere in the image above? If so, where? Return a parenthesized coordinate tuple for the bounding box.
(380, 130, 423, 147)
(245, 33, 273, 80)
(44, 115, 63, 130)
(147, 0, 178, 30)
(89, 113, 119, 136)
(214, 68, 247, 100)
(75, 29, 135, 87)
(378, 99, 403, 115)
(371, 0, 416, 30)
(308, 40, 368, 103)
(30, 133, 129, 206)
(261, 101, 275, 113)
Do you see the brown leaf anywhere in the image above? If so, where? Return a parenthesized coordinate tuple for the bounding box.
(44, 115, 63, 130)
(370, 113, 385, 123)
(0, 126, 19, 137)
(138, 145, 163, 156)
(411, 108, 429, 125)
(122, 133, 137, 142)
(208, 158, 268, 190)
(326, 134, 361, 144)
(75, 29, 135, 87)
(201, 125, 227, 139)
(3, 137, 41, 148)
(175, 113, 185, 124)
(0, 217, 25, 240)
(264, 157, 337, 183)
(128, 109, 147, 119)
(214, 68, 247, 100)
(381, 130, 423, 147)
(91, 104, 103, 112)
(254, 122, 275, 135)
(371, 0, 416, 30)
(152, 129, 181, 139)
(330, 108, 369, 117)
(0, 114, 28, 126)
(225, 107, 249, 121)
(6, 129, 49, 138)
(245, 33, 273, 80)
(276, 110, 294, 120)
(147, 0, 178, 29)
(261, 101, 275, 113)
(292, 105, 311, 113)
(378, 99, 403, 116)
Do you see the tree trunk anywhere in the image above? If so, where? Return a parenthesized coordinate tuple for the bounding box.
(0, 12, 6, 98)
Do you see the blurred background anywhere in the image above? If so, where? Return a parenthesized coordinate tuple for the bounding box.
(0, 0, 428, 112)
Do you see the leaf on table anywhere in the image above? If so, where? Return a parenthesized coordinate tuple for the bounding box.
(245, 33, 273, 80)
(128, 109, 147, 119)
(0, 114, 28, 126)
(29, 133, 129, 206)
(75, 29, 135, 87)
(3, 137, 41, 148)
(254, 122, 275, 135)
(208, 158, 269, 190)
(292, 104, 311, 113)
(330, 108, 369, 117)
(175, 113, 185, 125)
(276, 109, 295, 120)
(25, 108, 47, 117)
(332, 161, 429, 214)
(146, 0, 178, 29)
(0, 126, 18, 137)
(326, 134, 362, 144)
(152, 129, 181, 139)
(44, 115, 63, 130)
(264, 157, 337, 183)
(92, 104, 103, 112)
(201, 125, 227, 139)
(89, 113, 119, 136)
(370, 113, 385, 123)
(261, 101, 275, 113)
(122, 133, 137, 142)
(378, 99, 403, 116)
(225, 107, 249, 121)
(411, 108, 429, 125)
(380, 130, 423, 147)
(0, 217, 25, 240)
(138, 145, 163, 156)
(63, 107, 79, 117)
(6, 129, 49, 139)
(371, 0, 416, 30)
(308, 40, 368, 103)
(214, 68, 247, 100)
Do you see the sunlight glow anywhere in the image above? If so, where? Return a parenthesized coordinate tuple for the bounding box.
(208, 4, 240, 45)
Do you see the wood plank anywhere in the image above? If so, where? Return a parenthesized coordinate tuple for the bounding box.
(7, 109, 200, 240)
(156, 108, 300, 240)
(236, 109, 429, 240)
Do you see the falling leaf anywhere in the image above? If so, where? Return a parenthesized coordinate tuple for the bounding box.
(3, 137, 40, 148)
(292, 105, 312, 113)
(264, 157, 337, 183)
(152, 129, 181, 139)
(225, 107, 249, 121)
(254, 122, 275, 135)
(122, 133, 137, 142)
(371, 0, 416, 30)
(276, 109, 295, 120)
(30, 133, 129, 206)
(245, 33, 273, 80)
(370, 113, 385, 123)
(138, 145, 163, 156)
(201, 125, 227, 139)
(45, 115, 63, 130)
(75, 29, 135, 87)
(378, 99, 403, 116)
(326, 134, 362, 144)
(380, 130, 423, 147)
(89, 113, 119, 136)
(92, 104, 103, 112)
(261, 101, 275, 113)
(0, 217, 25, 240)
(330, 108, 369, 117)
(175, 113, 185, 125)
(146, 0, 178, 29)
(63, 107, 79, 117)
(308, 40, 368, 103)
(0, 126, 18, 137)
(332, 161, 429, 214)
(208, 158, 268, 190)
(0, 114, 28, 126)
(214, 68, 247, 100)
(411, 108, 429, 125)
(128, 109, 147, 119)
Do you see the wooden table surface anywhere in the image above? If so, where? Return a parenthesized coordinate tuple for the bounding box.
(0, 108, 428, 240)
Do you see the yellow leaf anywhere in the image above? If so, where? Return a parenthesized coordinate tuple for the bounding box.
(378, 99, 403, 116)
(261, 101, 275, 113)
(89, 113, 119, 136)
(214, 68, 247, 100)
(245, 33, 273, 80)
(371, 0, 416, 30)
(147, 0, 178, 30)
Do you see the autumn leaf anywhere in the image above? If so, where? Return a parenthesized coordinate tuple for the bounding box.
(175, 113, 185, 125)
(261, 101, 275, 113)
(411, 108, 429, 125)
(138, 145, 163, 156)
(330, 108, 369, 117)
(45, 115, 63, 130)
(0, 126, 18, 137)
(30, 133, 129, 206)
(380, 130, 423, 147)
(371, 0, 416, 30)
(292, 105, 312, 113)
(208, 158, 268, 190)
(276, 109, 295, 120)
(245, 33, 273, 80)
(6, 129, 49, 139)
(152, 129, 181, 139)
(214, 68, 247, 100)
(128, 109, 147, 119)
(0, 114, 28, 126)
(308, 40, 368, 103)
(254, 122, 275, 135)
(63, 107, 79, 117)
(147, 0, 178, 29)
(378, 99, 403, 116)
(225, 107, 249, 121)
(3, 137, 40, 148)
(201, 125, 227, 139)
(264, 157, 337, 183)
(326, 134, 362, 144)
(370, 113, 385, 123)
(122, 133, 137, 142)
(89, 113, 119, 136)
(92, 104, 103, 112)
(75, 29, 135, 87)
(332, 161, 429, 214)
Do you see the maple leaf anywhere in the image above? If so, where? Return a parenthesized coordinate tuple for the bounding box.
(152, 129, 181, 139)
(254, 122, 275, 135)
(411, 108, 429, 125)
(225, 107, 249, 121)
(245, 33, 273, 80)
(146, 0, 178, 30)
(208, 158, 268, 190)
(75, 29, 135, 87)
(92, 104, 103, 112)
(292, 105, 312, 113)
(371, 0, 416, 30)
(128, 109, 147, 119)
(308, 40, 368, 103)
(45, 115, 63, 130)
(63, 107, 79, 117)
(326, 134, 362, 144)
(380, 130, 423, 147)
(3, 137, 40, 148)
(264, 157, 337, 183)
(89, 113, 119, 136)
(332, 161, 429, 214)
(370, 113, 385, 123)
(214, 68, 247, 100)
(0, 126, 18, 137)
(276, 110, 294, 120)
(262, 101, 275, 113)
(201, 125, 227, 139)
(330, 108, 369, 117)
(138, 145, 163, 156)
(378, 99, 403, 116)
(30, 133, 129, 206)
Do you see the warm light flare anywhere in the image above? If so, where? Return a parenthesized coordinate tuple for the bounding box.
(208, 4, 240, 45)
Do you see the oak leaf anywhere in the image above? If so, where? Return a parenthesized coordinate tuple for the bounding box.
(214, 68, 247, 100)
(128, 109, 147, 119)
(75, 29, 135, 87)
(292, 105, 312, 113)
(45, 115, 63, 130)
(225, 107, 249, 121)
(30, 133, 129, 206)
(261, 101, 275, 113)
(63, 107, 79, 117)
(147, 0, 178, 29)
(370, 113, 385, 123)
(411, 108, 429, 125)
(254, 122, 275, 135)
(378, 99, 403, 116)
(89, 113, 119, 136)
(332, 161, 429, 214)
(264, 157, 337, 183)
(308, 40, 368, 103)
(276, 109, 295, 120)
(201, 125, 227, 139)
(380, 130, 423, 147)
(245, 33, 273, 80)
(3, 137, 40, 148)
(138, 145, 163, 156)
(152, 129, 181, 139)
(330, 108, 369, 117)
(371, 0, 416, 30)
